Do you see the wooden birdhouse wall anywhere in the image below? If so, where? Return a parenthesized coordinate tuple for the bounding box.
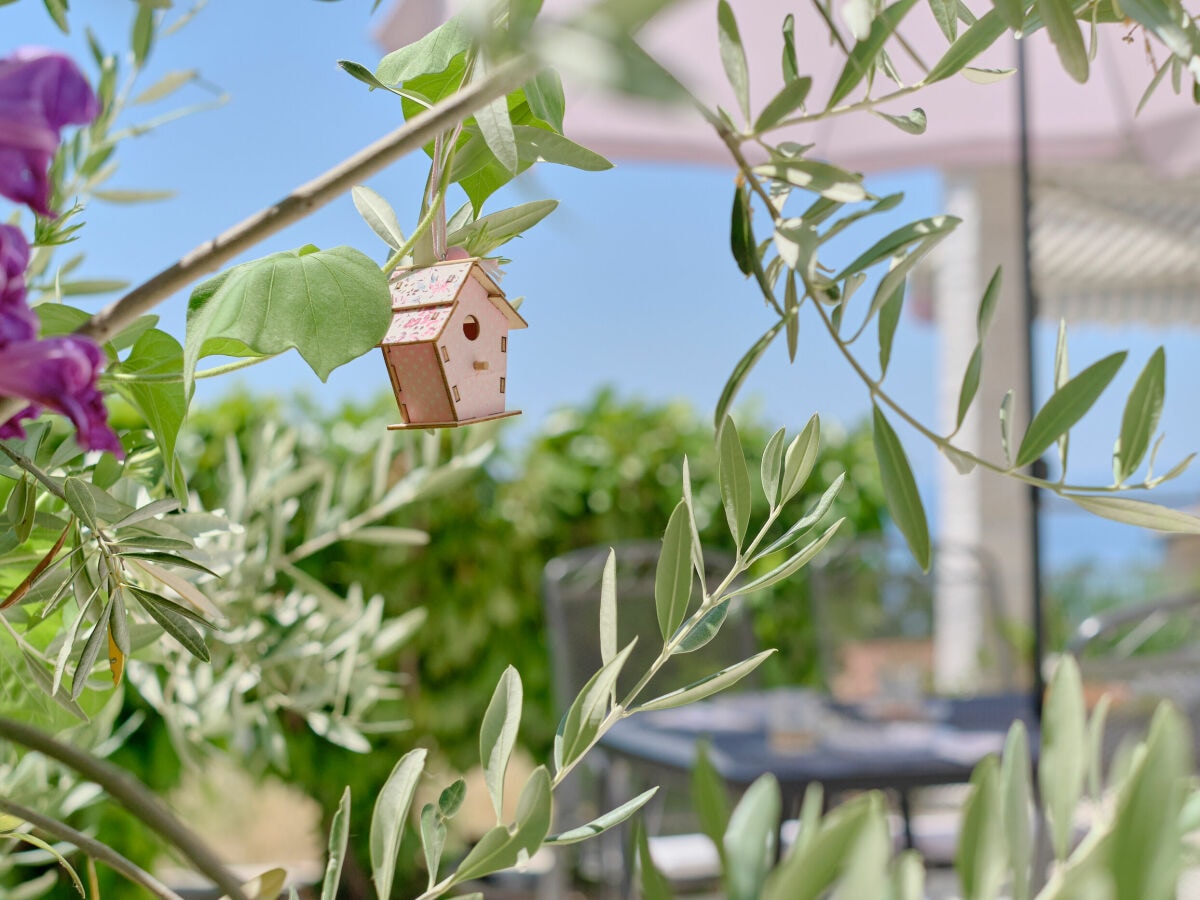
(440, 280, 512, 422)
(384, 342, 453, 424)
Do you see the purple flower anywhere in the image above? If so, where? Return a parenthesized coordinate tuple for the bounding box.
(0, 221, 121, 455)
(0, 52, 119, 455)
(0, 336, 122, 454)
(0, 48, 99, 217)
(0, 224, 37, 345)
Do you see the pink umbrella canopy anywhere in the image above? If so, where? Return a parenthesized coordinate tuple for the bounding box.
(376, 0, 1200, 175)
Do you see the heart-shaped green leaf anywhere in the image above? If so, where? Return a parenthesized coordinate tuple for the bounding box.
(185, 245, 390, 397)
(375, 16, 470, 86)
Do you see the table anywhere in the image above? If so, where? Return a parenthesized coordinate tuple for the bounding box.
(600, 689, 1038, 848)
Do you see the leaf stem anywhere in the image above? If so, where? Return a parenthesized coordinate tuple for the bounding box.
(720, 126, 1032, 492)
(0, 441, 67, 501)
(805, 300, 1074, 493)
(101, 353, 283, 384)
(382, 178, 450, 274)
(0, 798, 188, 900)
(763, 81, 927, 133)
(718, 128, 776, 215)
(810, 0, 853, 56)
(892, 28, 930, 74)
(194, 355, 274, 380)
(740, 501, 787, 564)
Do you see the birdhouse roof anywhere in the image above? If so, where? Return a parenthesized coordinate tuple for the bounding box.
(382, 304, 456, 345)
(387, 258, 527, 331)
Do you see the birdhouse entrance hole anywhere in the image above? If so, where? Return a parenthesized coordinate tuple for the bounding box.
(462, 315, 480, 340)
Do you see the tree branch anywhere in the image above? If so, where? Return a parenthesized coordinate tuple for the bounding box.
(0, 797, 188, 900)
(0, 716, 250, 900)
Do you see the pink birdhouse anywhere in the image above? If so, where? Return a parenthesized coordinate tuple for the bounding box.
(379, 258, 527, 430)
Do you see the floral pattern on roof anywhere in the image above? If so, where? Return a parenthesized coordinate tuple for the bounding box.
(383, 304, 453, 344)
(389, 260, 472, 309)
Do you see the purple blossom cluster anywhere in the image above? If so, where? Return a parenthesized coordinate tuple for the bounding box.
(0, 48, 121, 456)
(0, 48, 99, 217)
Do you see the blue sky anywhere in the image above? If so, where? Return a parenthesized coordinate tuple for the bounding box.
(5, 0, 1198, 578)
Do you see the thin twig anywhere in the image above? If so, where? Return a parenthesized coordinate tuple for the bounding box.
(0, 716, 251, 900)
(721, 131, 776, 214)
(0, 442, 66, 501)
(892, 29, 929, 74)
(811, 0, 852, 56)
(0, 54, 536, 427)
(766, 81, 926, 133)
(382, 179, 451, 274)
(0, 797, 188, 900)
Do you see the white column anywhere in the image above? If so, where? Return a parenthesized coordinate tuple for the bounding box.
(932, 168, 1034, 693)
(933, 174, 985, 692)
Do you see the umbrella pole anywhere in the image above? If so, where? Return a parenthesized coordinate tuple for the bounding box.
(1016, 37, 1047, 723)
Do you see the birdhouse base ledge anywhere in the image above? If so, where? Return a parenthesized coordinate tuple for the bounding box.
(386, 410, 522, 431)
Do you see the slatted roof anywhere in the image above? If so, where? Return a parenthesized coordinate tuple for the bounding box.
(1033, 162, 1200, 326)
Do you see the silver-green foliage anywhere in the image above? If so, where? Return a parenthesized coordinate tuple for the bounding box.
(0, 402, 491, 775)
(313, 415, 843, 898)
(124, 409, 494, 766)
(632, 657, 1197, 900)
(699, 0, 1200, 569)
(0, 407, 495, 897)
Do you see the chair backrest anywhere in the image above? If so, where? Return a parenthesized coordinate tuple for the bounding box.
(810, 538, 1017, 702)
(542, 541, 758, 714)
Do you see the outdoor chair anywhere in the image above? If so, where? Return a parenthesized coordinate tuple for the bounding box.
(809, 537, 1026, 864)
(542, 541, 756, 892)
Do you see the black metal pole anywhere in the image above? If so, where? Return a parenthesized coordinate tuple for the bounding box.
(1015, 37, 1047, 722)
